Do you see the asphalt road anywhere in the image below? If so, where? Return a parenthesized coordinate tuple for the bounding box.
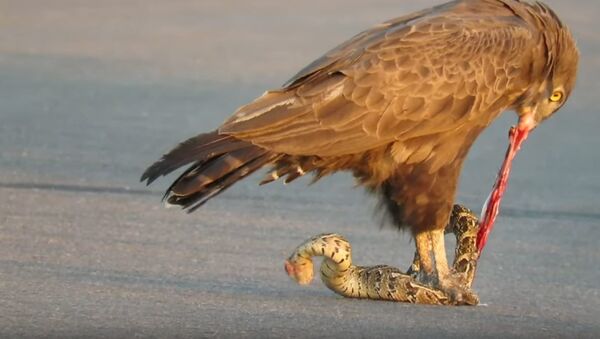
(1, 1, 599, 338)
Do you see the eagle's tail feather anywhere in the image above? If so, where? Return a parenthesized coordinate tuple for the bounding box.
(141, 130, 279, 211)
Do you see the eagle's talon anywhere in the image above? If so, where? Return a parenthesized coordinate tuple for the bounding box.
(436, 274, 479, 306)
(413, 269, 478, 305)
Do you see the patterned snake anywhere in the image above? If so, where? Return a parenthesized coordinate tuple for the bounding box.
(285, 204, 480, 306)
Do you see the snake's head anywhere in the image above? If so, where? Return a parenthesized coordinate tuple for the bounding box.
(285, 258, 314, 285)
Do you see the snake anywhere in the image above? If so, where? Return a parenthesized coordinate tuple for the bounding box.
(284, 204, 480, 306)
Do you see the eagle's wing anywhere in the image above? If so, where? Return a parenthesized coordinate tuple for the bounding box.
(220, 2, 532, 157)
(281, 4, 439, 89)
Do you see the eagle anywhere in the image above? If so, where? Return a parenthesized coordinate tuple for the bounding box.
(142, 0, 579, 304)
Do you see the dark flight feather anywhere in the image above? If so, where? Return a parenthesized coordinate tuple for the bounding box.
(141, 131, 248, 185)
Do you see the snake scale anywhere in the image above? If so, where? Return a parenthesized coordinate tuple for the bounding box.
(285, 204, 480, 306)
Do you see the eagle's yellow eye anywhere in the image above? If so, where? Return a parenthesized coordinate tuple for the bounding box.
(550, 91, 564, 102)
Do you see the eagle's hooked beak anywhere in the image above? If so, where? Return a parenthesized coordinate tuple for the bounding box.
(518, 107, 539, 134)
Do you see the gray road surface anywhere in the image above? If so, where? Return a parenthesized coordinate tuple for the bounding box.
(1, 1, 599, 337)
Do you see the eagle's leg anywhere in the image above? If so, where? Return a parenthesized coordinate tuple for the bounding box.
(414, 229, 479, 305)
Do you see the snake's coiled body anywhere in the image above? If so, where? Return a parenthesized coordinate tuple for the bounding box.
(285, 205, 480, 306)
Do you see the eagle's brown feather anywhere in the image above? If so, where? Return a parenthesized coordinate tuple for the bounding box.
(142, 0, 579, 234)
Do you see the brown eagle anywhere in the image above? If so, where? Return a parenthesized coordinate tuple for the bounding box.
(142, 0, 579, 303)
